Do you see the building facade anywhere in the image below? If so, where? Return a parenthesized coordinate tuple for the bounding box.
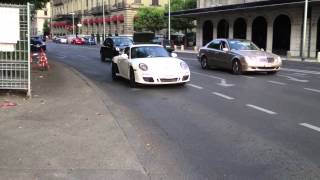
(173, 0, 320, 58)
(51, 0, 167, 38)
(32, 2, 51, 36)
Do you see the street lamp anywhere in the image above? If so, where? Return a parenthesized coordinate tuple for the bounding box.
(168, 0, 171, 41)
(302, 0, 308, 61)
(69, 12, 75, 35)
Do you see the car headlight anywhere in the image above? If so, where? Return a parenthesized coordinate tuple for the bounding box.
(276, 56, 282, 63)
(139, 63, 148, 71)
(180, 62, 189, 70)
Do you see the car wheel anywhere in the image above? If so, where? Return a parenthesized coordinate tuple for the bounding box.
(111, 62, 118, 80)
(129, 67, 136, 88)
(200, 56, 208, 69)
(100, 54, 105, 62)
(232, 60, 242, 75)
(267, 71, 277, 75)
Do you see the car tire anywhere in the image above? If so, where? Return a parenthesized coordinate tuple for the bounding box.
(111, 62, 118, 80)
(200, 56, 208, 69)
(129, 67, 136, 88)
(232, 60, 242, 75)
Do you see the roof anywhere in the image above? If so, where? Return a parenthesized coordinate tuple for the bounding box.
(131, 44, 163, 48)
(169, 0, 320, 17)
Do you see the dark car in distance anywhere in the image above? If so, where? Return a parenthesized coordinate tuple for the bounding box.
(100, 37, 133, 62)
(31, 36, 46, 51)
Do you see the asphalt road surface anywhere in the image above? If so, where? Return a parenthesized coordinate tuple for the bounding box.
(47, 42, 320, 180)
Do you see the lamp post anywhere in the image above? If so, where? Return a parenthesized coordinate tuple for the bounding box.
(103, 0, 106, 41)
(168, 0, 171, 41)
(77, 23, 82, 35)
(302, 0, 308, 61)
(69, 12, 75, 35)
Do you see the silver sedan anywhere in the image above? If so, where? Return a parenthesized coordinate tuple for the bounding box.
(197, 39, 282, 74)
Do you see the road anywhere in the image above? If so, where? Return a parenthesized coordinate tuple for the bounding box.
(47, 42, 320, 179)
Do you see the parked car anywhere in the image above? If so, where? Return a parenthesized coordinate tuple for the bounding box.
(71, 37, 85, 45)
(67, 35, 76, 44)
(31, 36, 46, 51)
(111, 44, 190, 87)
(100, 37, 133, 62)
(83, 36, 96, 45)
(59, 36, 68, 44)
(197, 39, 282, 74)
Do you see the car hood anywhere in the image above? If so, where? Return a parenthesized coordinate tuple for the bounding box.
(231, 50, 278, 58)
(131, 57, 187, 73)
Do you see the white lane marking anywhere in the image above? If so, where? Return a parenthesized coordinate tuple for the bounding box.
(242, 75, 255, 79)
(77, 55, 87, 59)
(289, 72, 307, 77)
(191, 71, 234, 87)
(212, 92, 234, 100)
(187, 83, 203, 89)
(300, 123, 320, 133)
(304, 88, 320, 93)
(281, 68, 320, 75)
(268, 81, 287, 85)
(278, 74, 309, 83)
(246, 104, 277, 115)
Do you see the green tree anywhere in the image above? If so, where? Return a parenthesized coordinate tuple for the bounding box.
(168, 0, 196, 46)
(0, 0, 49, 10)
(43, 19, 50, 36)
(134, 7, 167, 33)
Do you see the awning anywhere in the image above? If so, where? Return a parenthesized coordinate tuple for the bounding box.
(169, 0, 320, 17)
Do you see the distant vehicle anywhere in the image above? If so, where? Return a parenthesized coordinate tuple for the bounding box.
(66, 35, 76, 44)
(133, 32, 155, 44)
(152, 38, 174, 53)
(83, 36, 96, 45)
(111, 44, 190, 87)
(31, 36, 46, 51)
(100, 37, 133, 62)
(71, 37, 85, 45)
(197, 39, 282, 74)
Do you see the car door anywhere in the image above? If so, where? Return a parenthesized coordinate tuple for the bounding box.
(206, 40, 220, 67)
(118, 47, 130, 78)
(217, 40, 233, 69)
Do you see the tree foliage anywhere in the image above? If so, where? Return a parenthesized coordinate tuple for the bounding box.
(134, 7, 167, 33)
(43, 19, 50, 36)
(169, 0, 196, 31)
(0, 0, 49, 10)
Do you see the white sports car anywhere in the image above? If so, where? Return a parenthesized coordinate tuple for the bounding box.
(111, 44, 190, 87)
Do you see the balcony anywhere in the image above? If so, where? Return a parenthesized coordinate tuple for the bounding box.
(90, 5, 110, 15)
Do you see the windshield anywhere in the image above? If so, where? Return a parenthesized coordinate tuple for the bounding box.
(131, 46, 170, 59)
(113, 38, 133, 46)
(228, 40, 260, 50)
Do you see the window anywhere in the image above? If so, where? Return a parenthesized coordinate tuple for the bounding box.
(207, 40, 220, 50)
(44, 10, 47, 16)
(134, 0, 141, 3)
(152, 0, 159, 6)
(124, 47, 130, 57)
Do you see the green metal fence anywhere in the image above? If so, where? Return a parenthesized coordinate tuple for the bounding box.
(0, 3, 31, 96)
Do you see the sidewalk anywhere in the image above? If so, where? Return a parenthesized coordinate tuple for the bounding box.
(0, 61, 147, 179)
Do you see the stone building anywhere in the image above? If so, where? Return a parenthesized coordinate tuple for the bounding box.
(51, 0, 167, 38)
(32, 2, 51, 36)
(171, 0, 320, 58)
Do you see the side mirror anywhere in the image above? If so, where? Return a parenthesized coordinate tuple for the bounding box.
(261, 48, 265, 51)
(171, 52, 178, 58)
(222, 48, 229, 52)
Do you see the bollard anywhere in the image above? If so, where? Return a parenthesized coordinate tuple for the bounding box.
(286, 51, 291, 58)
(317, 52, 320, 62)
(174, 45, 177, 51)
(194, 46, 198, 52)
(181, 45, 184, 51)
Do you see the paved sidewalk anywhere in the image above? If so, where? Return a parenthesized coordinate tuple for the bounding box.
(0, 61, 147, 180)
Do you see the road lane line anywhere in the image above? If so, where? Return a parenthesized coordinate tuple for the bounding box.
(242, 75, 255, 79)
(187, 84, 203, 89)
(268, 81, 287, 85)
(191, 71, 234, 87)
(182, 58, 197, 61)
(300, 123, 320, 133)
(281, 68, 320, 75)
(304, 88, 320, 93)
(212, 92, 234, 100)
(277, 74, 309, 83)
(246, 104, 277, 115)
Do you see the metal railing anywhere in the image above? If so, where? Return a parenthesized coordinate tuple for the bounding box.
(0, 3, 31, 96)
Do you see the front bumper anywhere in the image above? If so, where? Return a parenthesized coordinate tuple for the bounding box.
(134, 71, 190, 85)
(242, 60, 282, 72)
